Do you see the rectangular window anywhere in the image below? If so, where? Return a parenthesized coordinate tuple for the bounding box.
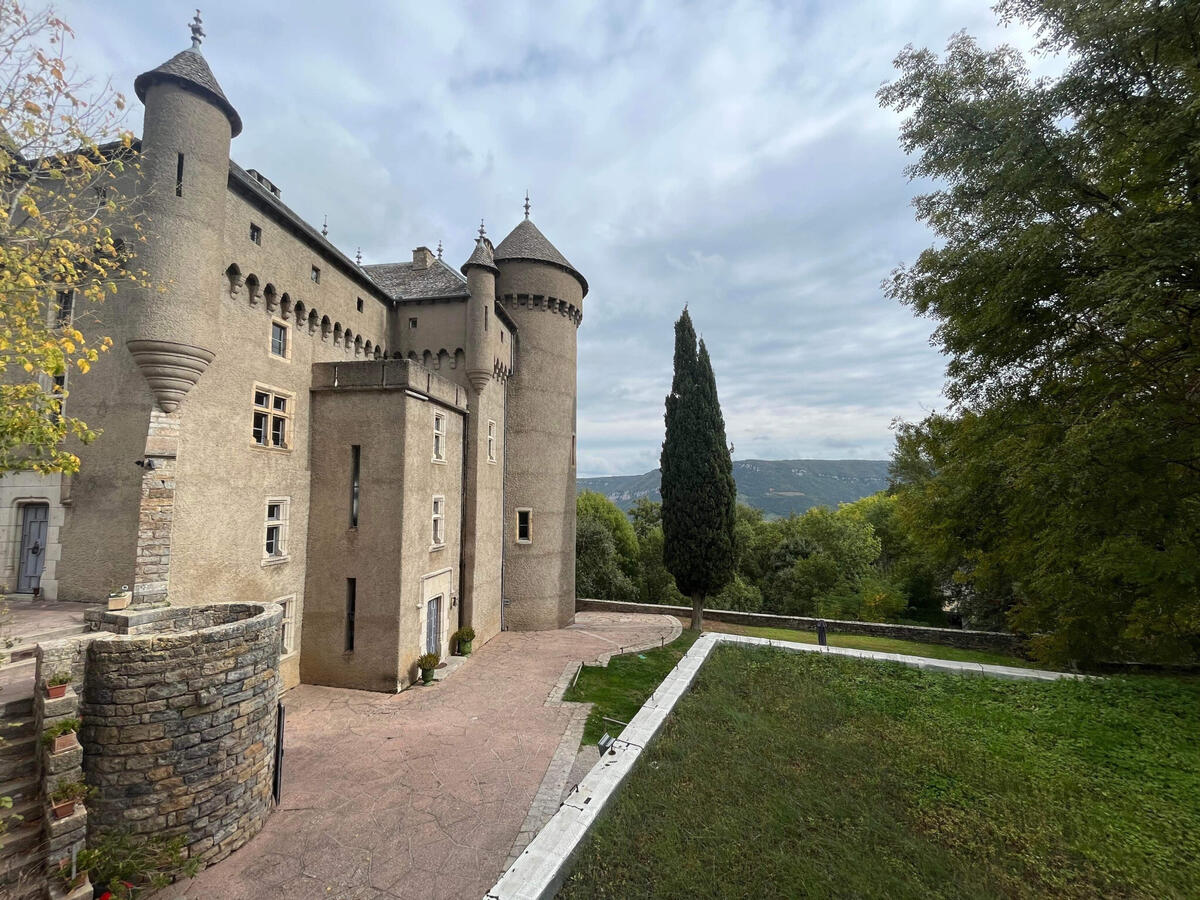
(345, 578, 356, 652)
(264, 498, 289, 561)
(484, 305, 489, 331)
(310, 265, 321, 283)
(270, 321, 288, 358)
(409, 317, 418, 329)
(433, 413, 446, 462)
(349, 444, 360, 528)
(252, 387, 290, 449)
(175, 152, 184, 197)
(487, 420, 497, 463)
(356, 297, 364, 312)
(250, 223, 262, 245)
(55, 290, 74, 327)
(50, 373, 66, 423)
(432, 495, 445, 546)
(517, 508, 532, 544)
(277, 595, 296, 656)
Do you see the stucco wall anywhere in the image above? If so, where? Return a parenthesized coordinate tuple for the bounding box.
(78, 602, 281, 865)
(497, 261, 581, 630)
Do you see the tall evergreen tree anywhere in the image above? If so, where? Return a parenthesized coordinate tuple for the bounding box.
(661, 309, 737, 630)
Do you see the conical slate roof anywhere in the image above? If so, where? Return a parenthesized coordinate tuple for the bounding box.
(134, 49, 243, 137)
(494, 219, 587, 296)
(461, 236, 499, 275)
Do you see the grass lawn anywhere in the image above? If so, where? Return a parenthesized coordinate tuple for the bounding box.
(694, 617, 1042, 668)
(563, 629, 702, 745)
(560, 646, 1200, 899)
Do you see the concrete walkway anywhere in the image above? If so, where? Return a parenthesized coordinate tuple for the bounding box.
(162, 611, 678, 900)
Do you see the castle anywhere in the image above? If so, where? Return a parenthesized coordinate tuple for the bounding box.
(1, 23, 584, 693)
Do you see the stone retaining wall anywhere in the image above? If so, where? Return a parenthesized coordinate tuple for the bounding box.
(576, 598, 1026, 655)
(77, 603, 281, 865)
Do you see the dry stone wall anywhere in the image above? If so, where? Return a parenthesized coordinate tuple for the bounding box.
(77, 603, 281, 864)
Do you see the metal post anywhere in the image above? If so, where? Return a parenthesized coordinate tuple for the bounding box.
(817, 620, 827, 646)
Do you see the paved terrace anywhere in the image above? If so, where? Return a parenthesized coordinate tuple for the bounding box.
(162, 611, 678, 900)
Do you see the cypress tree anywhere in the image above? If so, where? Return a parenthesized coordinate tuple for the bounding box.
(661, 309, 737, 630)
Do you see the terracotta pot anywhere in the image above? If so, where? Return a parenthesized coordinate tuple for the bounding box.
(46, 683, 68, 699)
(50, 799, 76, 819)
(51, 732, 78, 754)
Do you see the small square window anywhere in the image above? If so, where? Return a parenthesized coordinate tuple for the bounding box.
(432, 495, 445, 546)
(517, 509, 532, 544)
(433, 413, 446, 462)
(311, 265, 321, 283)
(487, 420, 497, 463)
(409, 317, 418, 329)
(356, 297, 364, 312)
(271, 321, 288, 358)
(250, 223, 262, 245)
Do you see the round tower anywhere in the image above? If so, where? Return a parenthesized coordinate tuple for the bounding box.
(494, 209, 587, 630)
(127, 16, 240, 411)
(462, 223, 499, 392)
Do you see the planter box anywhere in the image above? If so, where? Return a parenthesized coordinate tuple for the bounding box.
(50, 799, 76, 819)
(46, 683, 69, 699)
(51, 732, 79, 754)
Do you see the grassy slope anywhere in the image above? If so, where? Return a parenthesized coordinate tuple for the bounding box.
(696, 618, 1041, 668)
(563, 629, 702, 745)
(560, 647, 1200, 900)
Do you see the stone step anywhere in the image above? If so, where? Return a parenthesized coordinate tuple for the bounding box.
(0, 735, 36, 782)
(0, 818, 44, 866)
(0, 715, 36, 739)
(10, 621, 91, 660)
(0, 776, 39, 812)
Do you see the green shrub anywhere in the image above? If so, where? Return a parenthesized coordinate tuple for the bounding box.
(46, 671, 71, 687)
(713, 574, 763, 612)
(455, 625, 475, 643)
(41, 718, 81, 747)
(417, 652, 439, 671)
(87, 829, 199, 897)
(49, 778, 90, 804)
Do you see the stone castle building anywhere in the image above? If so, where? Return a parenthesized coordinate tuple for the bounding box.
(2, 26, 585, 693)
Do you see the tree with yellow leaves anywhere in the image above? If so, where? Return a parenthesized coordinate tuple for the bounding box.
(0, 0, 147, 474)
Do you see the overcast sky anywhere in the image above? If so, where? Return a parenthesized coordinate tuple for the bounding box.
(57, 0, 1039, 476)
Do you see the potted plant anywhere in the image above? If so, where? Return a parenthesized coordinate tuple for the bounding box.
(107, 585, 132, 611)
(454, 626, 475, 656)
(45, 671, 72, 699)
(49, 778, 90, 819)
(58, 849, 95, 891)
(417, 652, 439, 685)
(42, 718, 82, 754)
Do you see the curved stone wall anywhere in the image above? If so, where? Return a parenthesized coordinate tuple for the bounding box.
(79, 602, 281, 864)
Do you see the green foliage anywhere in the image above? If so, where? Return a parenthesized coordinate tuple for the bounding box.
(453, 625, 475, 643)
(877, 2, 1200, 665)
(577, 491, 638, 577)
(660, 309, 736, 611)
(87, 829, 199, 897)
(576, 514, 637, 602)
(417, 652, 439, 671)
(46, 671, 71, 686)
(49, 778, 89, 803)
(711, 573, 762, 612)
(563, 647, 1200, 899)
(41, 717, 80, 746)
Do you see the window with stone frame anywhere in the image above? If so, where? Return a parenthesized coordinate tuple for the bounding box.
(517, 508, 532, 544)
(264, 498, 290, 562)
(432, 495, 445, 547)
(487, 420, 497, 463)
(250, 222, 262, 245)
(252, 387, 291, 450)
(277, 595, 296, 656)
(433, 412, 446, 462)
(270, 320, 289, 358)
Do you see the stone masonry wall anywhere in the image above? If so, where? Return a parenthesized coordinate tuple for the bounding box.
(133, 408, 180, 604)
(78, 603, 281, 865)
(576, 598, 1028, 655)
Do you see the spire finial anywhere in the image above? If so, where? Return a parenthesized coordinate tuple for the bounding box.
(321, 215, 328, 237)
(436, 240, 443, 260)
(189, 10, 205, 51)
(524, 190, 531, 220)
(478, 219, 486, 240)
(355, 247, 362, 266)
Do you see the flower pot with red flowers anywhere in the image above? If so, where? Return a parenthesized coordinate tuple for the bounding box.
(42, 717, 82, 755)
(45, 671, 71, 699)
(49, 778, 90, 819)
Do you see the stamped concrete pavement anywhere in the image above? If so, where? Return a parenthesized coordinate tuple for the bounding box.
(162, 611, 679, 900)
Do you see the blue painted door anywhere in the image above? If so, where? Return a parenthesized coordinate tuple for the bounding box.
(426, 595, 441, 655)
(17, 503, 48, 593)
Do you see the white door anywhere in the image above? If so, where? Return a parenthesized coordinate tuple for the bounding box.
(17, 503, 48, 593)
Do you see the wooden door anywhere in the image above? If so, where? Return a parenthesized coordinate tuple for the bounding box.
(17, 503, 48, 593)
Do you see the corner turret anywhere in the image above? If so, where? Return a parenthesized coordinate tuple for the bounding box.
(462, 222, 499, 393)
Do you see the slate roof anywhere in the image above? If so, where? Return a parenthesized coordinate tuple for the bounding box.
(494, 219, 587, 296)
(363, 259, 469, 301)
(134, 49, 243, 137)
(462, 237, 499, 274)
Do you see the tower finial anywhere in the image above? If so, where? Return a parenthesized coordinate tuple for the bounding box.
(321, 215, 328, 237)
(437, 240, 443, 260)
(524, 190, 531, 220)
(189, 10, 205, 51)
(355, 247, 362, 266)
(478, 219, 486, 240)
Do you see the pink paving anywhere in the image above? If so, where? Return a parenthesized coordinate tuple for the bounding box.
(160, 611, 678, 900)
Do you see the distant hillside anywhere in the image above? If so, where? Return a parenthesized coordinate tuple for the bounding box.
(578, 459, 891, 518)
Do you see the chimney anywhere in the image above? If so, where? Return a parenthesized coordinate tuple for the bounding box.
(412, 246, 435, 270)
